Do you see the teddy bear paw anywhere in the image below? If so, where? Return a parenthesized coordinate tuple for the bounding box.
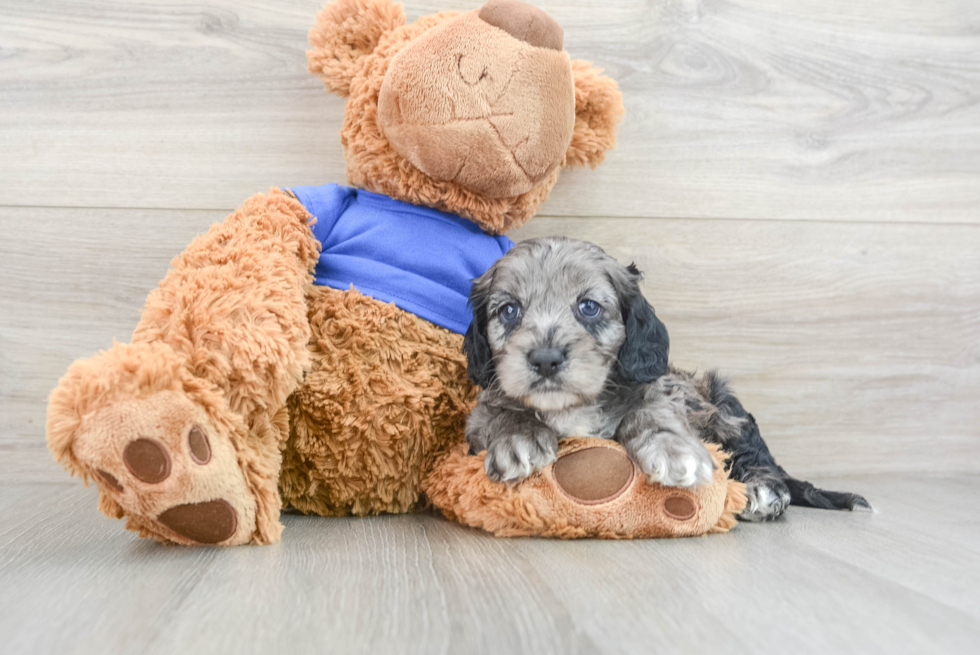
(72, 390, 257, 545)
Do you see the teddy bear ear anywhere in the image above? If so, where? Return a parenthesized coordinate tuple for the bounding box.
(307, 0, 406, 96)
(565, 60, 626, 169)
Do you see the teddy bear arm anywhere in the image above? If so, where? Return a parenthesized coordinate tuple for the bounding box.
(132, 190, 319, 435)
(45, 190, 319, 546)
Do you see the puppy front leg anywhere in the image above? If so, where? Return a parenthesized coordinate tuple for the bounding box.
(617, 403, 715, 488)
(466, 401, 558, 485)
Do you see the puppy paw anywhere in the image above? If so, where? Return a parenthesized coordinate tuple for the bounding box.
(630, 431, 715, 488)
(484, 428, 558, 485)
(739, 479, 792, 522)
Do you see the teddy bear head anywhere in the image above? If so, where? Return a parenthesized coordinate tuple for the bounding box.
(307, 0, 624, 234)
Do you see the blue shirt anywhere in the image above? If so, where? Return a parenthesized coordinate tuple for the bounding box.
(287, 184, 514, 334)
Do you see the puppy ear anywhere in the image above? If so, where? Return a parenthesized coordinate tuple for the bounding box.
(564, 60, 625, 169)
(463, 270, 496, 388)
(615, 264, 670, 384)
(307, 0, 406, 96)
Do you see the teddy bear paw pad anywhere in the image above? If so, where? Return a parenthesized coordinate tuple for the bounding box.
(187, 425, 211, 464)
(553, 447, 634, 504)
(663, 495, 697, 521)
(123, 438, 172, 483)
(158, 500, 238, 544)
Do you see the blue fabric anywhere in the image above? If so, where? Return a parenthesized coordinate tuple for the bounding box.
(288, 184, 514, 335)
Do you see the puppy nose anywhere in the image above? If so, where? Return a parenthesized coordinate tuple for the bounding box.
(478, 0, 564, 51)
(528, 348, 566, 378)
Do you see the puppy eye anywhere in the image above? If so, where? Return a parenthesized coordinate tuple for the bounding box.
(578, 299, 602, 318)
(498, 302, 522, 324)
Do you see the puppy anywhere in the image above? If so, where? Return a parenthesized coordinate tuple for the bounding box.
(463, 237, 869, 521)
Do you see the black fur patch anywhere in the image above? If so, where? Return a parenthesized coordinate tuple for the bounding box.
(616, 285, 669, 384)
(463, 277, 496, 388)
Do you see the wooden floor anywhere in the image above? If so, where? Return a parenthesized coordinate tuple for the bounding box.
(2, 0, 980, 653)
(1, 474, 978, 655)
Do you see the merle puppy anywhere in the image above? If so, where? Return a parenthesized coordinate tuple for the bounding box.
(463, 237, 868, 521)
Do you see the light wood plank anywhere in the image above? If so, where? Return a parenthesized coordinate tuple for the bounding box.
(2, 207, 978, 482)
(1, 476, 979, 655)
(771, 474, 980, 618)
(1, 0, 979, 222)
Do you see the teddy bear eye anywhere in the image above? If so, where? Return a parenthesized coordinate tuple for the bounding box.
(499, 303, 522, 324)
(578, 299, 601, 318)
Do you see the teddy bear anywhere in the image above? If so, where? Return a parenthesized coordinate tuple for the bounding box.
(45, 0, 628, 546)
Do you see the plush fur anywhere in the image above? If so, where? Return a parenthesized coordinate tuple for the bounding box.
(423, 438, 746, 539)
(46, 0, 624, 545)
(281, 285, 476, 516)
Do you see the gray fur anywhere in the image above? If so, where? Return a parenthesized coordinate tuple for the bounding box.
(464, 236, 870, 521)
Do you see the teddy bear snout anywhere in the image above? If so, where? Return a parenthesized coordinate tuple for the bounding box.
(376, 7, 575, 200)
(478, 0, 563, 51)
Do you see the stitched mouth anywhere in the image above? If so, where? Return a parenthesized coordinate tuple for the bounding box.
(486, 117, 536, 186)
(446, 112, 534, 186)
(457, 53, 492, 86)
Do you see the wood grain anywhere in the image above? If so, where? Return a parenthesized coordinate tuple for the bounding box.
(0, 476, 979, 655)
(1, 0, 979, 222)
(3, 207, 978, 483)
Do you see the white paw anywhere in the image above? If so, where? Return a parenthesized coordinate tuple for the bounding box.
(739, 480, 791, 522)
(632, 431, 715, 488)
(485, 431, 557, 485)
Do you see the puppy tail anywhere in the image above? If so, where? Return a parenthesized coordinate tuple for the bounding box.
(783, 476, 872, 512)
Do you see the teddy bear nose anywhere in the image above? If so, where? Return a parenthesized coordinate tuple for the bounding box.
(478, 0, 564, 51)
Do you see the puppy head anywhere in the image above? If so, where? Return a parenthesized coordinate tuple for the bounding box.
(464, 237, 669, 410)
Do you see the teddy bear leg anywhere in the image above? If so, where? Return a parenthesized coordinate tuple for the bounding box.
(279, 286, 476, 516)
(47, 190, 319, 545)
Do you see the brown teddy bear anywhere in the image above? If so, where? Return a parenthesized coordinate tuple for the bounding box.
(45, 0, 628, 546)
